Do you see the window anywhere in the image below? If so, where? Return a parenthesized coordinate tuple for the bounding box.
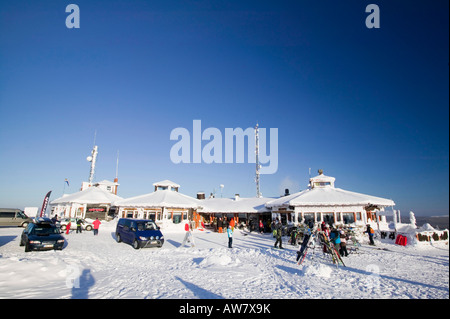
(314, 182, 331, 187)
(342, 213, 355, 224)
(0, 212, 15, 218)
(303, 213, 314, 224)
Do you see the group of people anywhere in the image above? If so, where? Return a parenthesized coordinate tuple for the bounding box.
(292, 220, 377, 261)
(50, 215, 102, 235)
(211, 216, 236, 234)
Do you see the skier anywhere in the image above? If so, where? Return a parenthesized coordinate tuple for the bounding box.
(259, 220, 264, 234)
(227, 225, 233, 248)
(364, 224, 375, 245)
(330, 228, 341, 252)
(296, 226, 312, 261)
(274, 220, 283, 249)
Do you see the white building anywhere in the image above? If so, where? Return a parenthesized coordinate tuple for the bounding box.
(197, 194, 273, 230)
(113, 180, 201, 228)
(266, 170, 395, 226)
(51, 186, 123, 220)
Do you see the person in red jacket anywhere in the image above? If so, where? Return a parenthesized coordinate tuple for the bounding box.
(181, 220, 195, 247)
(92, 218, 101, 236)
(65, 220, 71, 235)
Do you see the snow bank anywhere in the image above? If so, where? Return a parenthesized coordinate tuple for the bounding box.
(0, 226, 448, 299)
(300, 262, 333, 278)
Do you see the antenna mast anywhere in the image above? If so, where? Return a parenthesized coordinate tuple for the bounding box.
(255, 123, 262, 198)
(87, 131, 98, 185)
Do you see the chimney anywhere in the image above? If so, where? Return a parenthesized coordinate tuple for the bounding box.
(114, 177, 119, 195)
(235, 194, 240, 201)
(197, 192, 205, 200)
(284, 189, 290, 196)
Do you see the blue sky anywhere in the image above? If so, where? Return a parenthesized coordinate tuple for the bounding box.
(0, 0, 448, 216)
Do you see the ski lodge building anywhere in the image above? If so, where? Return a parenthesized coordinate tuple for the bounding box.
(265, 170, 395, 226)
(113, 180, 202, 227)
(197, 194, 273, 229)
(50, 183, 123, 220)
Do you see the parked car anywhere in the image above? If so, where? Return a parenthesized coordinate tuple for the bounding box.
(0, 208, 33, 227)
(60, 218, 93, 231)
(20, 218, 65, 252)
(116, 218, 164, 249)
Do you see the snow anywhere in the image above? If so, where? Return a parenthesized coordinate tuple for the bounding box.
(266, 187, 395, 207)
(198, 197, 272, 213)
(51, 186, 123, 205)
(0, 222, 448, 299)
(114, 189, 200, 208)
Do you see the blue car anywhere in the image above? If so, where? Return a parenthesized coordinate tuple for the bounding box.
(20, 218, 65, 252)
(116, 218, 164, 249)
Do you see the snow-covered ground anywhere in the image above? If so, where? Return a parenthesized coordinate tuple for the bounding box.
(0, 221, 448, 299)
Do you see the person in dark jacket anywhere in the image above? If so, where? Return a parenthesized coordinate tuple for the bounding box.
(217, 217, 223, 233)
(364, 224, 375, 245)
(296, 227, 311, 261)
(274, 221, 283, 249)
(76, 218, 83, 233)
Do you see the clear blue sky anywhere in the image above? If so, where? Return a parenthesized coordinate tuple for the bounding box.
(0, 0, 448, 216)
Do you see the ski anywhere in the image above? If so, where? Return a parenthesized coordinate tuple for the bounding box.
(318, 231, 346, 267)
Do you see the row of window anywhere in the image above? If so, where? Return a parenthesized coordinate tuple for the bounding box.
(120, 210, 188, 224)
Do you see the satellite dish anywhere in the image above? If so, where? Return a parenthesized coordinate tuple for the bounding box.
(87, 156, 93, 162)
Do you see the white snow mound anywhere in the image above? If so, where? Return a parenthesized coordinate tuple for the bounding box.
(301, 262, 333, 278)
(199, 254, 240, 267)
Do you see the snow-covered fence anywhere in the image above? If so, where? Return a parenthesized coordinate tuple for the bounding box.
(416, 227, 449, 243)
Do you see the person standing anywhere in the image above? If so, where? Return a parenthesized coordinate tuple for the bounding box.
(296, 227, 311, 261)
(339, 229, 349, 257)
(217, 217, 223, 233)
(229, 217, 235, 232)
(65, 220, 71, 235)
(227, 225, 233, 248)
(330, 228, 341, 252)
(259, 220, 264, 234)
(274, 221, 283, 249)
(76, 218, 83, 234)
(92, 218, 101, 236)
(181, 221, 195, 247)
(51, 214, 59, 225)
(364, 224, 375, 245)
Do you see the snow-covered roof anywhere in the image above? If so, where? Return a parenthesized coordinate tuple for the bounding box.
(310, 173, 335, 185)
(266, 187, 395, 208)
(152, 180, 180, 188)
(114, 189, 200, 209)
(51, 186, 123, 205)
(198, 197, 272, 213)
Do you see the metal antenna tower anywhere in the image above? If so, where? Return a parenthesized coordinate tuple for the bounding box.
(255, 123, 262, 198)
(87, 131, 98, 185)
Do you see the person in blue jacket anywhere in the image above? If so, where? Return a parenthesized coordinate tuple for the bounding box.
(329, 228, 341, 251)
(227, 225, 233, 248)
